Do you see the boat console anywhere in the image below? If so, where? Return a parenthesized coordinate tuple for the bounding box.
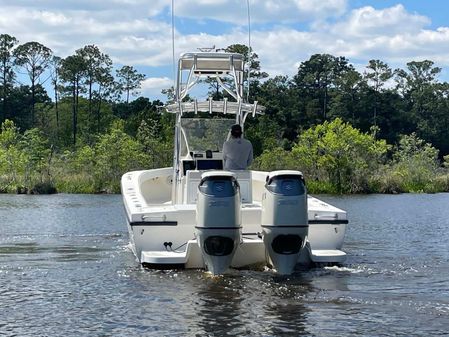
(184, 169, 252, 204)
(181, 151, 223, 175)
(181, 149, 253, 204)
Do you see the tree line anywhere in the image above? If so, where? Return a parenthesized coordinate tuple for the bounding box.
(0, 35, 449, 194)
(0, 34, 145, 147)
(249, 54, 449, 156)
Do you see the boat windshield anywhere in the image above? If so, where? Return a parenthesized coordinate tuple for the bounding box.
(180, 118, 236, 154)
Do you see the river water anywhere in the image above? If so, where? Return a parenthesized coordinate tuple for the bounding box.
(0, 193, 448, 336)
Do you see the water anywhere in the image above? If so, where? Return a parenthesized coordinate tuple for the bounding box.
(1, 193, 448, 336)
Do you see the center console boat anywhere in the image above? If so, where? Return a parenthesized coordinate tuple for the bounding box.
(121, 51, 348, 275)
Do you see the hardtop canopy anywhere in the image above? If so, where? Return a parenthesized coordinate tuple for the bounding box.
(178, 52, 245, 74)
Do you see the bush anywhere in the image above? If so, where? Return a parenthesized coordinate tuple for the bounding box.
(251, 147, 295, 171)
(387, 133, 440, 192)
(290, 118, 389, 193)
(52, 120, 152, 193)
(31, 182, 57, 194)
(432, 174, 449, 192)
(370, 167, 405, 194)
(54, 173, 97, 194)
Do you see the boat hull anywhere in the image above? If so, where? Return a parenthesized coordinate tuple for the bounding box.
(121, 169, 348, 272)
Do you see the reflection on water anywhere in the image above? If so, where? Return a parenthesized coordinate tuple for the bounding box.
(195, 277, 245, 336)
(1, 193, 449, 336)
(259, 276, 311, 336)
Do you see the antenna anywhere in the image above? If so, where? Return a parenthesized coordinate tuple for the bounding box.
(197, 45, 216, 52)
(171, 0, 176, 91)
(246, 0, 251, 102)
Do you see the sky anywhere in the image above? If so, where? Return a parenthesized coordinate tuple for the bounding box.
(2, 0, 449, 101)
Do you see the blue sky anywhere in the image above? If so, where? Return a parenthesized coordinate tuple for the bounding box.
(2, 0, 449, 101)
(352, 0, 449, 29)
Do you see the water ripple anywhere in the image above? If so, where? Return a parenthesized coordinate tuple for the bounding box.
(1, 193, 449, 336)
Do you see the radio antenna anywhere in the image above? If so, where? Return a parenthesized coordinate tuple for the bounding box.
(246, 0, 251, 102)
(171, 0, 176, 92)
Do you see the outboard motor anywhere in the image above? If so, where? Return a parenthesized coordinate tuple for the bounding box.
(195, 171, 241, 275)
(262, 170, 308, 275)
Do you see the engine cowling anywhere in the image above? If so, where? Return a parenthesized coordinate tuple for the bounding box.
(195, 171, 241, 275)
(261, 170, 308, 275)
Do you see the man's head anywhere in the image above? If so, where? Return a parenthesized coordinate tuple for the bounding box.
(231, 124, 242, 138)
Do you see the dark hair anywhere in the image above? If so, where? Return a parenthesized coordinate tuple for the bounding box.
(231, 124, 242, 137)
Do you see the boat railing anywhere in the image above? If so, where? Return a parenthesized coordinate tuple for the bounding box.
(165, 99, 265, 116)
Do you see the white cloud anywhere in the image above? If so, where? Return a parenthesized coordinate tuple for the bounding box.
(10, 0, 345, 25)
(322, 5, 449, 65)
(173, 0, 347, 24)
(124, 2, 449, 72)
(246, 5, 449, 77)
(2, 0, 449, 101)
(330, 4, 430, 37)
(0, 5, 172, 64)
(7, 0, 168, 16)
(141, 77, 173, 97)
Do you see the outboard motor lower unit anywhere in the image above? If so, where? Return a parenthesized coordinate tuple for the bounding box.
(195, 171, 241, 275)
(262, 170, 308, 275)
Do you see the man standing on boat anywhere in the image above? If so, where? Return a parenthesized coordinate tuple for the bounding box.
(223, 124, 253, 170)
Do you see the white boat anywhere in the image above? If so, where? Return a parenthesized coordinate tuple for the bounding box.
(121, 51, 348, 275)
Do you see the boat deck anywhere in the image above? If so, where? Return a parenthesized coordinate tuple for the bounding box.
(140, 238, 346, 268)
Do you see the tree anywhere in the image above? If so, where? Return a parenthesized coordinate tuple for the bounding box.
(251, 146, 294, 171)
(116, 65, 145, 104)
(9, 84, 51, 129)
(93, 120, 147, 192)
(395, 60, 442, 144)
(390, 133, 440, 192)
(212, 44, 268, 102)
(256, 76, 299, 143)
(291, 118, 389, 193)
(395, 60, 441, 117)
(59, 54, 87, 146)
(161, 86, 175, 103)
(14, 41, 53, 125)
(364, 60, 393, 127)
(94, 69, 115, 132)
(21, 128, 51, 189)
(49, 56, 62, 127)
(294, 54, 352, 122)
(0, 34, 18, 122)
(225, 44, 268, 82)
(329, 68, 363, 125)
(136, 119, 172, 168)
(75, 45, 113, 129)
(0, 119, 26, 191)
(396, 60, 441, 94)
